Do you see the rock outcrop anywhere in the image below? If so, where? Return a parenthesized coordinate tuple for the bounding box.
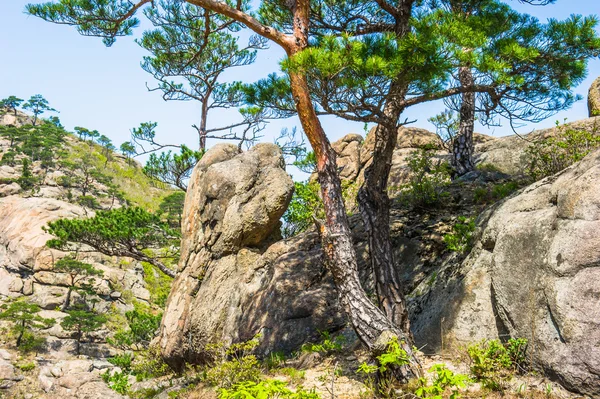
(450, 149, 600, 396)
(589, 76, 600, 117)
(159, 144, 295, 367)
(162, 120, 600, 395)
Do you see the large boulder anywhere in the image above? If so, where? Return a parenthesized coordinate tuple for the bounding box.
(159, 144, 295, 367)
(433, 149, 600, 396)
(589, 76, 600, 117)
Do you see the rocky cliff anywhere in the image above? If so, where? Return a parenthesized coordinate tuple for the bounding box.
(0, 110, 173, 398)
(162, 116, 600, 396)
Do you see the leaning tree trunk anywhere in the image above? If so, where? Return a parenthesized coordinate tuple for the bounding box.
(288, 69, 421, 380)
(452, 67, 476, 176)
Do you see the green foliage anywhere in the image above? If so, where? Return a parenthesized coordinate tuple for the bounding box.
(524, 123, 600, 181)
(45, 206, 178, 260)
(142, 262, 174, 307)
(292, 151, 316, 174)
(108, 302, 162, 350)
(143, 145, 204, 191)
(16, 362, 36, 372)
(443, 217, 476, 254)
(219, 379, 319, 399)
(102, 369, 131, 395)
(467, 338, 528, 391)
(61, 304, 107, 354)
(108, 352, 134, 372)
(473, 181, 521, 204)
(0, 95, 24, 115)
(158, 191, 186, 230)
(0, 150, 17, 167)
(130, 345, 174, 381)
(0, 299, 55, 350)
(203, 336, 263, 389)
(18, 158, 37, 190)
(277, 367, 305, 384)
(415, 364, 470, 399)
(397, 147, 451, 209)
(282, 181, 322, 238)
(301, 331, 345, 355)
(22, 94, 56, 124)
(376, 337, 410, 373)
(429, 110, 459, 151)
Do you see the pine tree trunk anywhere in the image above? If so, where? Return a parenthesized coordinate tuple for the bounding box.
(452, 67, 476, 176)
(288, 69, 420, 380)
(358, 123, 410, 332)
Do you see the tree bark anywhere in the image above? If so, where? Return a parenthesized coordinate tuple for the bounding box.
(285, 2, 419, 378)
(452, 67, 476, 176)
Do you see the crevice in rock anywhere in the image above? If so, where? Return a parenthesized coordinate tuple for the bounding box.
(545, 301, 566, 344)
(490, 280, 513, 341)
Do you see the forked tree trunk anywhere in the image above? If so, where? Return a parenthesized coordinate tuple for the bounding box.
(290, 72, 420, 379)
(452, 67, 476, 176)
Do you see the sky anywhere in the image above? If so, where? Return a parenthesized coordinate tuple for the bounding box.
(0, 0, 599, 179)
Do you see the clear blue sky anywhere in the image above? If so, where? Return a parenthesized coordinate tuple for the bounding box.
(0, 0, 598, 178)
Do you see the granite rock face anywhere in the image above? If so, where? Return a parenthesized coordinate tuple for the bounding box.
(159, 144, 296, 367)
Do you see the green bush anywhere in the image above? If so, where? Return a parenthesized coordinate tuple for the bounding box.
(108, 352, 134, 372)
(524, 123, 600, 181)
(397, 147, 451, 208)
(415, 364, 470, 399)
(18, 158, 37, 190)
(16, 362, 36, 372)
(107, 302, 162, 350)
(102, 369, 131, 395)
(0, 150, 17, 166)
(443, 217, 475, 254)
(301, 331, 345, 355)
(130, 345, 174, 381)
(203, 337, 263, 389)
(219, 379, 319, 399)
(467, 338, 528, 391)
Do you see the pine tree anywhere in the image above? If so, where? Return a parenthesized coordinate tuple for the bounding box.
(45, 207, 178, 278)
(0, 96, 24, 116)
(61, 304, 107, 355)
(0, 300, 55, 349)
(22, 94, 56, 126)
(54, 255, 104, 310)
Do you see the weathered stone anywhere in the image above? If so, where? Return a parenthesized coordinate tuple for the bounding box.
(0, 182, 20, 197)
(589, 76, 600, 117)
(159, 144, 294, 367)
(30, 283, 68, 310)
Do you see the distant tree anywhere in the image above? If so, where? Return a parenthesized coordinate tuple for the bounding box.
(0, 96, 24, 116)
(0, 125, 23, 148)
(17, 158, 36, 190)
(74, 126, 90, 140)
(45, 207, 178, 278)
(158, 191, 186, 229)
(0, 300, 55, 348)
(47, 116, 63, 128)
(88, 129, 100, 144)
(22, 94, 56, 126)
(143, 145, 203, 191)
(61, 304, 107, 355)
(119, 141, 136, 165)
(54, 255, 104, 310)
(98, 135, 113, 153)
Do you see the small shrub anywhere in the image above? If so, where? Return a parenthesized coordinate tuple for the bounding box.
(131, 345, 174, 381)
(142, 262, 173, 307)
(467, 338, 528, 391)
(203, 336, 263, 389)
(17, 158, 37, 190)
(443, 217, 475, 254)
(219, 379, 320, 399)
(397, 147, 451, 208)
(524, 123, 600, 181)
(415, 364, 470, 399)
(102, 369, 131, 395)
(108, 352, 134, 372)
(16, 362, 36, 372)
(301, 331, 345, 355)
(0, 150, 17, 166)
